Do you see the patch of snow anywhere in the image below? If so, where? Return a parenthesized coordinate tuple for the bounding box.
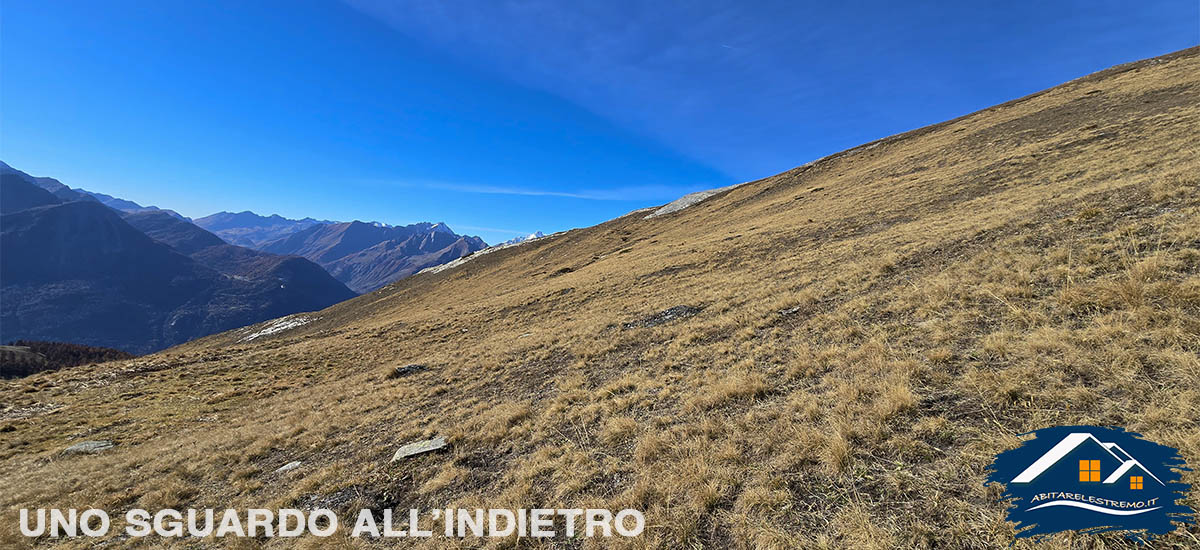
(644, 183, 745, 219)
(417, 243, 506, 276)
(242, 315, 315, 342)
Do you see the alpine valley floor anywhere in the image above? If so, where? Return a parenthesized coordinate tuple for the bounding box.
(2, 47, 1199, 549)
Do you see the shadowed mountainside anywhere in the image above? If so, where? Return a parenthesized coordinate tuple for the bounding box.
(1, 48, 1198, 549)
(122, 210, 358, 308)
(0, 171, 60, 214)
(0, 161, 95, 204)
(0, 176, 356, 354)
(0, 161, 183, 219)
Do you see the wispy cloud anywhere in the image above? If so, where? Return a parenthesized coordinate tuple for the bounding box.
(344, 1, 1197, 182)
(380, 179, 707, 202)
(341, 0, 841, 178)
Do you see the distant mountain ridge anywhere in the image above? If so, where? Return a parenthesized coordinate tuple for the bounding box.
(196, 211, 488, 293)
(0, 163, 356, 353)
(194, 211, 334, 248)
(259, 220, 488, 293)
(81, 189, 188, 220)
(0, 161, 186, 220)
(2, 161, 493, 348)
(3, 160, 489, 332)
(499, 231, 545, 246)
(122, 209, 357, 306)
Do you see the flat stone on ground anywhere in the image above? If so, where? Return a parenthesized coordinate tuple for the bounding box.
(275, 460, 302, 473)
(64, 440, 115, 454)
(391, 436, 447, 462)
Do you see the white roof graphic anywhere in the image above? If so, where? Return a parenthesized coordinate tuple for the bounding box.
(1102, 442, 1132, 462)
(1011, 433, 1164, 485)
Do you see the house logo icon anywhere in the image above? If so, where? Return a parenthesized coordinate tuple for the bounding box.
(987, 426, 1195, 540)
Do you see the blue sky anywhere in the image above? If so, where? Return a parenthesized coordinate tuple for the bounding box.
(2, 1, 1196, 244)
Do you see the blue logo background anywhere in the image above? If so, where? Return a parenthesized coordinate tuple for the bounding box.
(987, 425, 1194, 540)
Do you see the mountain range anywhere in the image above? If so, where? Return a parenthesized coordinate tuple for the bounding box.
(255, 219, 487, 293)
(1, 163, 357, 354)
(196, 211, 488, 293)
(112, 203, 487, 293)
(1, 162, 490, 351)
(193, 211, 332, 248)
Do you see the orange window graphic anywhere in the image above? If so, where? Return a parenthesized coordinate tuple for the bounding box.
(1079, 460, 1101, 482)
(1131, 476, 1143, 490)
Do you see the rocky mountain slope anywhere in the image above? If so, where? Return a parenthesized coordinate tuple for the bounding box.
(1, 48, 1198, 549)
(259, 221, 488, 293)
(0, 172, 356, 354)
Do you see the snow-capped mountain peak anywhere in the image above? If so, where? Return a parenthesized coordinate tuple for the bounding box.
(430, 222, 455, 234)
(498, 231, 545, 247)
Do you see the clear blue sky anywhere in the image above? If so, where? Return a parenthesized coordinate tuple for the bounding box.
(2, 1, 1196, 244)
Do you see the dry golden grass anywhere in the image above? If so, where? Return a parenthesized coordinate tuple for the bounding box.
(2, 47, 1200, 549)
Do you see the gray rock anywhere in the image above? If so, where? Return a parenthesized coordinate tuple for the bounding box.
(779, 305, 804, 316)
(391, 436, 447, 463)
(64, 440, 115, 454)
(622, 305, 702, 329)
(388, 364, 429, 379)
(275, 460, 302, 473)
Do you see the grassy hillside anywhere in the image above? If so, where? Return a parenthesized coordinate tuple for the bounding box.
(2, 47, 1198, 549)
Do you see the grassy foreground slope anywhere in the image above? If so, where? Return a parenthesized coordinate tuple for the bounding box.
(2, 47, 1199, 549)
